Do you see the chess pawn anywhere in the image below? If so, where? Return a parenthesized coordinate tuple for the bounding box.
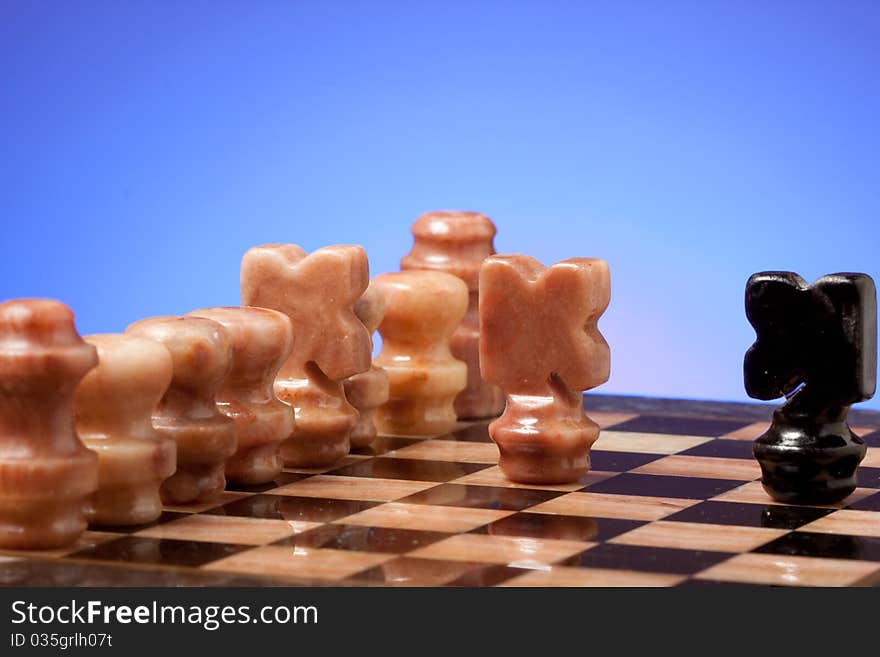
(74, 334, 176, 526)
(745, 272, 877, 504)
(343, 283, 390, 449)
(373, 271, 468, 436)
(0, 299, 98, 549)
(187, 307, 294, 484)
(126, 317, 238, 504)
(401, 211, 504, 419)
(241, 244, 372, 467)
(480, 255, 611, 484)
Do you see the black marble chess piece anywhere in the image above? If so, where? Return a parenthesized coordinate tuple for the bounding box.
(744, 271, 877, 504)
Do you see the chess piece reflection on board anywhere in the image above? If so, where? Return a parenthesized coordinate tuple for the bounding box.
(126, 316, 238, 505)
(745, 271, 877, 504)
(0, 299, 99, 549)
(480, 255, 611, 484)
(401, 211, 504, 419)
(241, 244, 372, 466)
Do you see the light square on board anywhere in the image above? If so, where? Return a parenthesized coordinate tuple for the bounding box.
(593, 431, 712, 455)
(451, 465, 616, 492)
(608, 520, 786, 553)
(500, 566, 685, 588)
(135, 514, 314, 546)
(528, 491, 699, 522)
(712, 481, 878, 509)
(203, 545, 394, 580)
(386, 439, 499, 464)
(408, 533, 592, 567)
(799, 509, 880, 538)
(695, 553, 880, 587)
(632, 455, 761, 481)
(271, 474, 438, 502)
(353, 557, 521, 587)
(339, 502, 512, 533)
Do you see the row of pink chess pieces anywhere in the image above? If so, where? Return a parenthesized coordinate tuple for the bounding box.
(0, 211, 611, 550)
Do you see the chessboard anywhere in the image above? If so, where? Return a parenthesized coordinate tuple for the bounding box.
(2, 395, 879, 587)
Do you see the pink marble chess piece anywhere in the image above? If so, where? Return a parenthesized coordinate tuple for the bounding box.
(343, 283, 390, 449)
(187, 306, 295, 484)
(401, 210, 504, 419)
(480, 255, 611, 484)
(373, 270, 468, 436)
(240, 244, 372, 467)
(0, 299, 98, 549)
(126, 316, 238, 504)
(75, 334, 177, 526)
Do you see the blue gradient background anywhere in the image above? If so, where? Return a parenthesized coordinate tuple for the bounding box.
(2, 1, 878, 408)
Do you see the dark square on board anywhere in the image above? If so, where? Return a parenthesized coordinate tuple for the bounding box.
(847, 491, 880, 512)
(663, 500, 834, 530)
(565, 543, 733, 575)
(588, 450, 665, 472)
(678, 439, 757, 460)
(584, 472, 744, 499)
(205, 494, 380, 523)
(470, 513, 643, 543)
(327, 458, 489, 482)
(276, 524, 449, 553)
(69, 536, 248, 568)
(857, 467, 880, 489)
(607, 415, 752, 437)
(396, 483, 563, 511)
(753, 531, 880, 561)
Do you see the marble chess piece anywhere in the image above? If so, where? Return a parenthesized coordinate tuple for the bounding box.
(343, 283, 390, 449)
(241, 244, 372, 466)
(401, 210, 504, 419)
(126, 316, 238, 504)
(75, 334, 176, 526)
(480, 255, 611, 484)
(0, 299, 99, 549)
(373, 270, 468, 436)
(187, 306, 295, 484)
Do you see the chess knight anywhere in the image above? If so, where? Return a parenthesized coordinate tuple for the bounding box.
(745, 272, 877, 504)
(480, 255, 611, 484)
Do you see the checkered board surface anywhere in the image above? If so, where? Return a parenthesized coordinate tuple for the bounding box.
(3, 401, 880, 587)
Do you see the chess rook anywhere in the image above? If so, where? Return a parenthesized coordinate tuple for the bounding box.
(401, 211, 504, 419)
(126, 316, 238, 505)
(343, 283, 390, 449)
(241, 244, 371, 466)
(0, 299, 98, 549)
(187, 307, 294, 484)
(74, 334, 176, 526)
(745, 272, 877, 504)
(480, 255, 611, 484)
(373, 270, 468, 436)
